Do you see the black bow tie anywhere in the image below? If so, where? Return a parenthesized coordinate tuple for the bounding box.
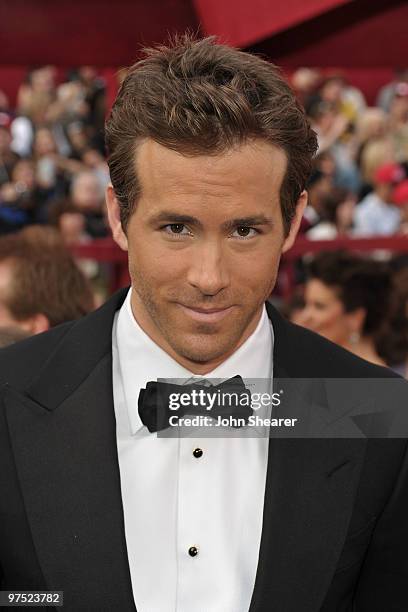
(138, 375, 253, 433)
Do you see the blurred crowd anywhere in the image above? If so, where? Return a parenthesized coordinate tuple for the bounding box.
(0, 64, 407, 376)
(292, 68, 408, 238)
(1, 65, 408, 241)
(0, 65, 109, 242)
(282, 67, 408, 377)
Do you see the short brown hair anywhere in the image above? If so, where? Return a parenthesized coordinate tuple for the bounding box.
(105, 35, 318, 235)
(0, 227, 94, 326)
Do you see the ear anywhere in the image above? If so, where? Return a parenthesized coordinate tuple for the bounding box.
(105, 184, 128, 251)
(282, 190, 308, 254)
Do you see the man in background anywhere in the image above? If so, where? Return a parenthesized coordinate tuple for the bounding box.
(0, 226, 94, 336)
(353, 161, 404, 235)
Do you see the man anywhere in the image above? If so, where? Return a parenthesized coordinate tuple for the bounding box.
(0, 36, 407, 611)
(0, 226, 94, 334)
(353, 162, 404, 236)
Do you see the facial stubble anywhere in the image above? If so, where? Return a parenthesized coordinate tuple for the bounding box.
(129, 263, 271, 365)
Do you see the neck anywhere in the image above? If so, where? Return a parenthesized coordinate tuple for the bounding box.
(343, 335, 386, 367)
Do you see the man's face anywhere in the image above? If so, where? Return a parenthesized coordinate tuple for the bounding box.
(108, 139, 305, 372)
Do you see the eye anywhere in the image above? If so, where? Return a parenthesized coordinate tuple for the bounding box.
(162, 223, 191, 236)
(232, 226, 259, 239)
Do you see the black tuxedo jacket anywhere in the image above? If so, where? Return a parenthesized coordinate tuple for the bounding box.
(1, 288, 407, 611)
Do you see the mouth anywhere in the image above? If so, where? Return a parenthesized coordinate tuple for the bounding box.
(177, 304, 235, 324)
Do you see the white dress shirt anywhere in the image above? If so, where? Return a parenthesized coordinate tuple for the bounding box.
(353, 192, 401, 236)
(112, 289, 273, 612)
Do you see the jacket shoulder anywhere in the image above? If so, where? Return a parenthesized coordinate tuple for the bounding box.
(0, 322, 75, 392)
(281, 317, 396, 379)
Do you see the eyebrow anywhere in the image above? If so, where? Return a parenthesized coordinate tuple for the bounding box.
(148, 211, 275, 230)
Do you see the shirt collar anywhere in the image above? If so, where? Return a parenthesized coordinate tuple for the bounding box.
(115, 288, 274, 435)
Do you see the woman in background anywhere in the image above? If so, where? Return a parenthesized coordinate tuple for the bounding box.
(301, 251, 391, 366)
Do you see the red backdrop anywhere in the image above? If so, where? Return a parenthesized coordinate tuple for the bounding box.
(1, 0, 406, 106)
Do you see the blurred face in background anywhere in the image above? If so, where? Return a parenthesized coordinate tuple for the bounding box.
(67, 123, 88, 151)
(302, 279, 361, 346)
(82, 149, 105, 168)
(78, 66, 98, 84)
(308, 174, 333, 215)
(34, 128, 57, 157)
(390, 94, 408, 123)
(58, 212, 87, 245)
(314, 104, 338, 134)
(356, 108, 386, 143)
(12, 160, 36, 191)
(320, 78, 344, 105)
(336, 193, 356, 231)
(291, 68, 321, 98)
(315, 152, 336, 177)
(375, 181, 395, 202)
(30, 66, 56, 94)
(72, 172, 103, 212)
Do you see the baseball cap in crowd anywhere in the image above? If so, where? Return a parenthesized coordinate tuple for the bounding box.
(392, 180, 408, 206)
(374, 162, 405, 185)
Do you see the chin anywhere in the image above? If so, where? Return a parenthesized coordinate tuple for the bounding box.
(170, 333, 234, 365)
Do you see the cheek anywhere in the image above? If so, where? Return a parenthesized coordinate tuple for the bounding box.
(309, 303, 340, 330)
(128, 238, 189, 291)
(319, 308, 349, 341)
(321, 310, 342, 330)
(250, 259, 280, 294)
(232, 242, 282, 282)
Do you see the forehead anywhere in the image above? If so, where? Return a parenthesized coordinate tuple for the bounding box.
(135, 139, 287, 204)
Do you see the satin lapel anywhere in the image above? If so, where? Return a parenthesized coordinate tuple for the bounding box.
(248, 305, 367, 612)
(4, 289, 136, 612)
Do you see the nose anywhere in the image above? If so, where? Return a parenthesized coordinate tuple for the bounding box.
(186, 240, 230, 296)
